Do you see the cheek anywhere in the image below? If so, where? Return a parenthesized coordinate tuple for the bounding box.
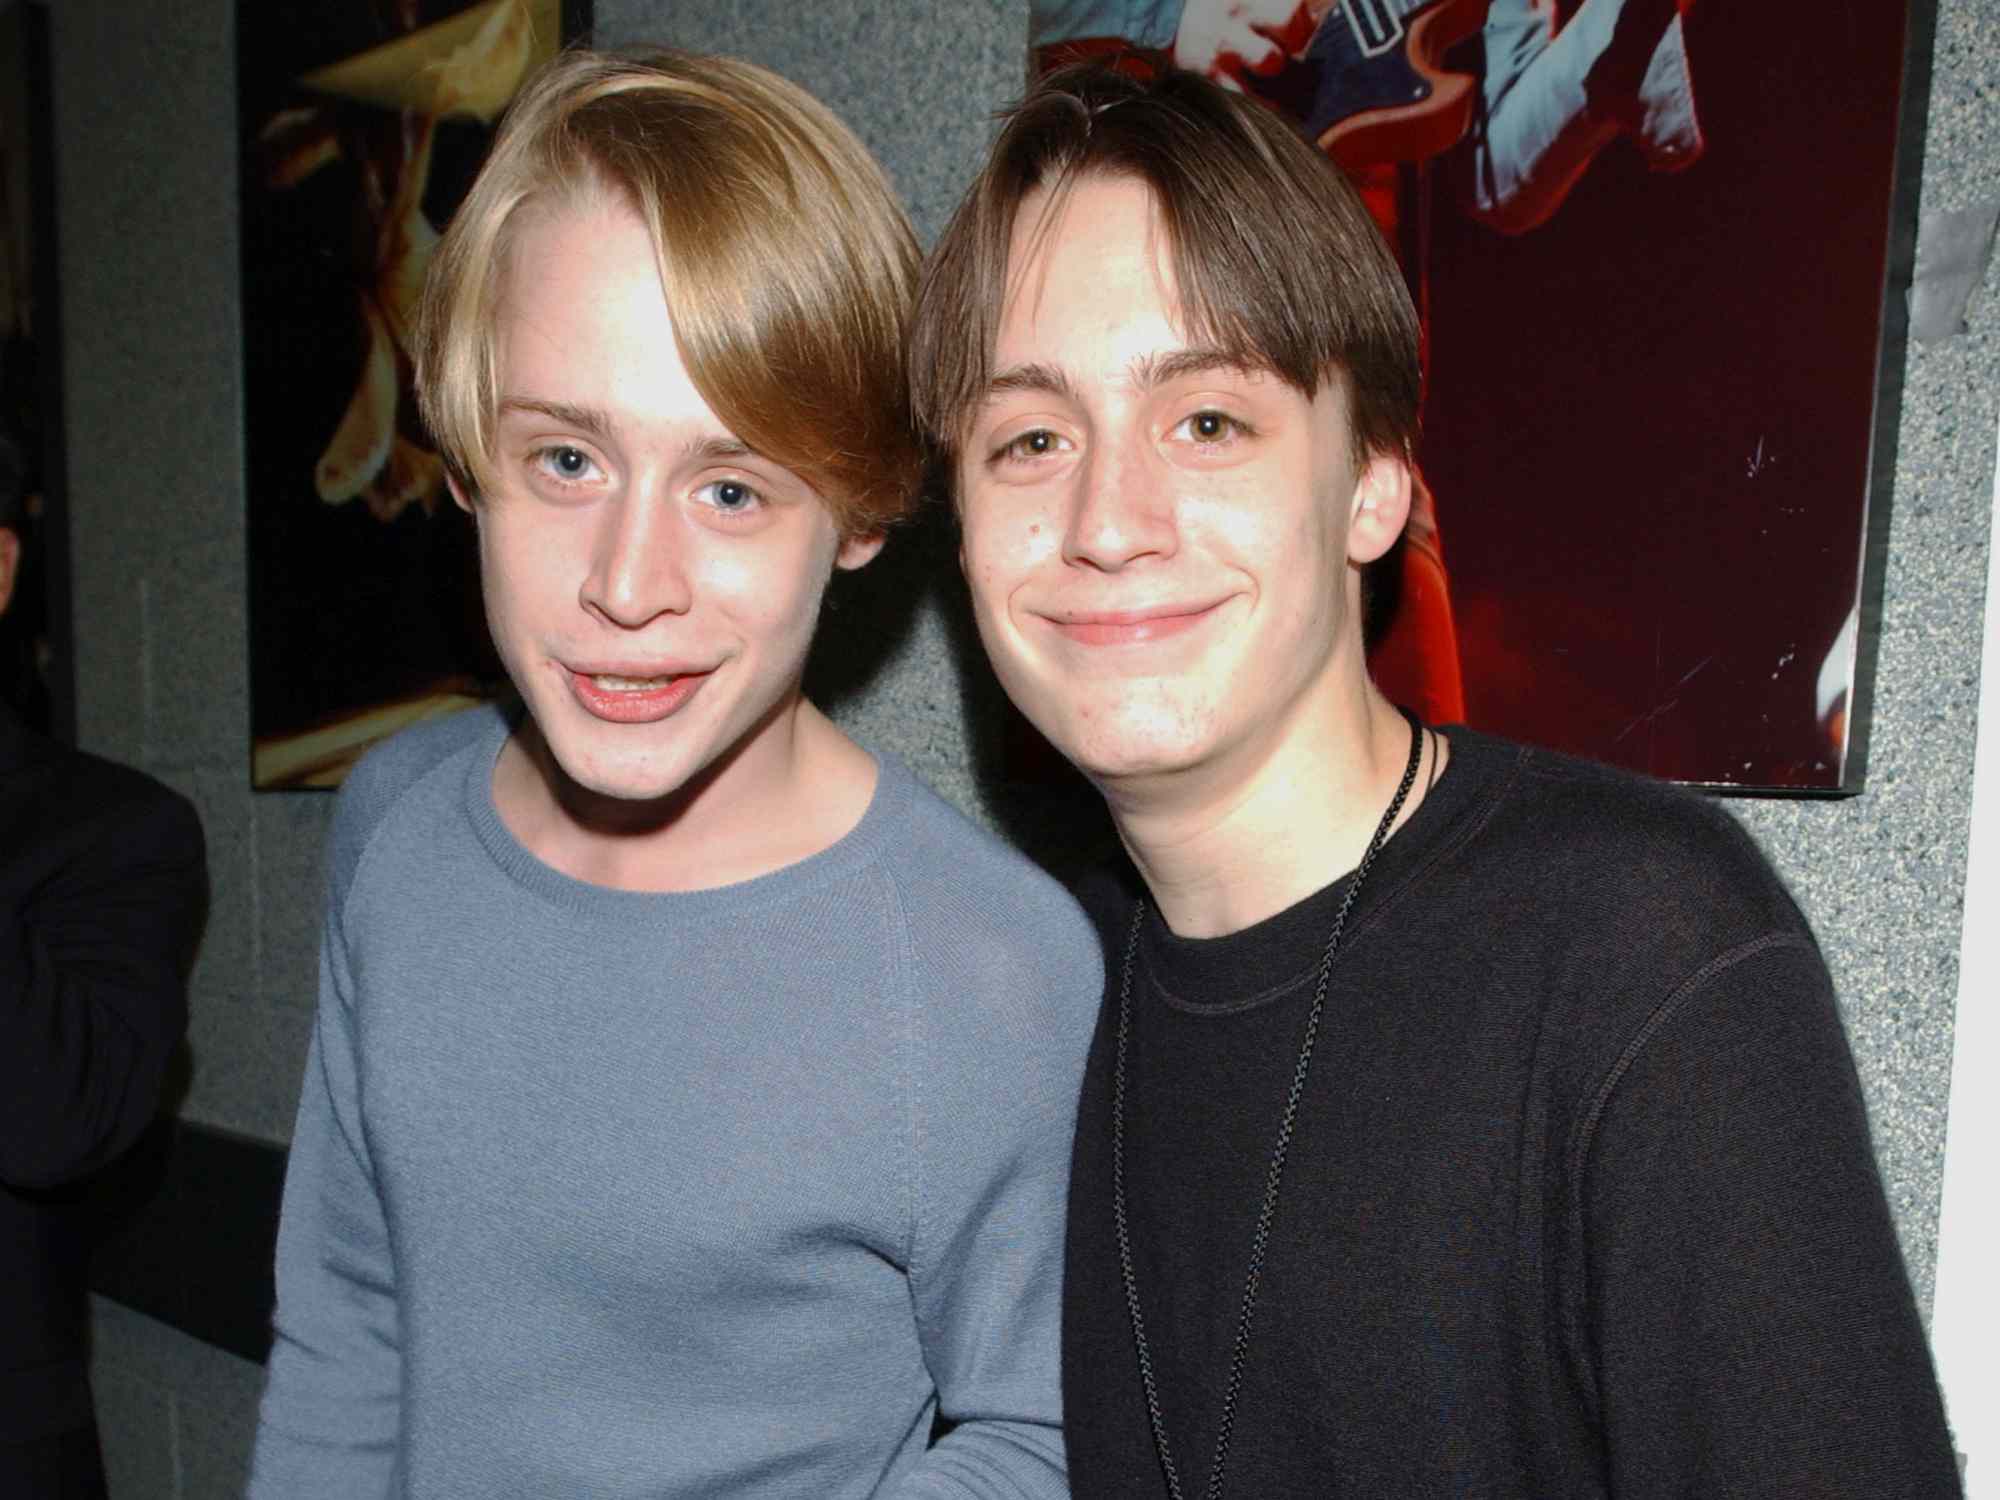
(481, 518, 576, 625)
(1188, 484, 1311, 581)
(962, 504, 1056, 612)
(475, 521, 527, 630)
(702, 536, 835, 639)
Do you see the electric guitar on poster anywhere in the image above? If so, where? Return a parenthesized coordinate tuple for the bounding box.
(1231, 0, 1492, 169)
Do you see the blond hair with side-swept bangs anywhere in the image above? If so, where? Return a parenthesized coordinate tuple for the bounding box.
(414, 47, 921, 539)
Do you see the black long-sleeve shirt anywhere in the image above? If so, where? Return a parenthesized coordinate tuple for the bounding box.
(1, 701, 205, 1443)
(1065, 727, 1960, 1498)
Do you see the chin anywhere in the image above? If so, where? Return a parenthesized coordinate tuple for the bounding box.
(533, 709, 710, 808)
(1033, 700, 1222, 788)
(551, 746, 694, 806)
(1070, 739, 1211, 787)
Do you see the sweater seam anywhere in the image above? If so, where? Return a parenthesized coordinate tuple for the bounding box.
(874, 855, 925, 1285)
(334, 750, 468, 947)
(1556, 928, 1817, 1415)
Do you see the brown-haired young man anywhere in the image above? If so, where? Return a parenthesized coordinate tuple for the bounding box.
(912, 62, 1961, 1498)
(248, 48, 1097, 1498)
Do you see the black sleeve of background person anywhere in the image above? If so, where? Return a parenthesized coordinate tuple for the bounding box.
(0, 753, 206, 1189)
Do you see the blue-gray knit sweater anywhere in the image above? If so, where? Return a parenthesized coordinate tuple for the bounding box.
(247, 706, 1101, 1499)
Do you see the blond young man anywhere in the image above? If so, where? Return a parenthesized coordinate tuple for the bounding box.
(911, 63, 1960, 1499)
(248, 49, 1097, 1499)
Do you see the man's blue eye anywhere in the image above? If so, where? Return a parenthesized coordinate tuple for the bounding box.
(549, 447, 589, 477)
(698, 478, 761, 513)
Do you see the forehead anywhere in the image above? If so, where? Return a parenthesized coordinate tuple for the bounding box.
(494, 197, 713, 420)
(996, 174, 1192, 367)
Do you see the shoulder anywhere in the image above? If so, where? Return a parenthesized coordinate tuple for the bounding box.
(868, 755, 1104, 1019)
(326, 703, 505, 908)
(872, 755, 1097, 933)
(15, 729, 204, 867)
(1438, 730, 1834, 1093)
(1449, 728, 1808, 944)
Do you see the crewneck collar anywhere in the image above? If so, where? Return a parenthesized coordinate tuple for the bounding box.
(459, 702, 911, 919)
(1138, 726, 1518, 1015)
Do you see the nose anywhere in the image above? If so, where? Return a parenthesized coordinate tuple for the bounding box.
(579, 485, 693, 627)
(1062, 433, 1177, 572)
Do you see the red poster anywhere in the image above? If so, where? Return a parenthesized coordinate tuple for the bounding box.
(1029, 0, 1922, 790)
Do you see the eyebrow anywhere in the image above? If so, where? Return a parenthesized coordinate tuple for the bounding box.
(1133, 347, 1259, 388)
(497, 397, 614, 442)
(677, 434, 757, 465)
(978, 347, 1258, 409)
(982, 362, 1076, 405)
(497, 398, 757, 464)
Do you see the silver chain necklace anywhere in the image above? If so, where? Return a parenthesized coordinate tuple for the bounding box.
(1110, 713, 1424, 1500)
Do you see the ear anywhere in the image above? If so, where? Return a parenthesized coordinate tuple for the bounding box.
(835, 529, 886, 572)
(0, 526, 19, 617)
(1345, 450, 1411, 566)
(446, 470, 477, 516)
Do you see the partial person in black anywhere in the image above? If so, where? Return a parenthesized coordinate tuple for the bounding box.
(0, 440, 206, 1498)
(909, 62, 1963, 1498)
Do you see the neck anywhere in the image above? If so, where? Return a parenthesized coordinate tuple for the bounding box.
(1105, 685, 1430, 938)
(495, 693, 877, 892)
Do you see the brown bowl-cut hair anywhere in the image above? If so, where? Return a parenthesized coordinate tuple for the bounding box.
(415, 47, 921, 539)
(909, 62, 1421, 484)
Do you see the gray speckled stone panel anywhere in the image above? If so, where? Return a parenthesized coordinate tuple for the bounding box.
(90, 1362, 177, 1500)
(144, 535, 251, 774)
(156, 767, 256, 1018)
(55, 0, 244, 762)
(69, 575, 146, 770)
(175, 1355, 266, 1500)
(594, 0, 1029, 246)
(255, 791, 336, 1013)
(92, 1297, 267, 1500)
(180, 988, 315, 1142)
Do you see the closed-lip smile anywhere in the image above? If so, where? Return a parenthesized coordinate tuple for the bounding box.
(1045, 600, 1228, 646)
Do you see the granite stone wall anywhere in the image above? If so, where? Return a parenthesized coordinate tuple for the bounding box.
(47, 0, 1997, 1491)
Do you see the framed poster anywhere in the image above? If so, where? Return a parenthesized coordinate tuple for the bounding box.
(242, 0, 590, 788)
(1027, 0, 1930, 791)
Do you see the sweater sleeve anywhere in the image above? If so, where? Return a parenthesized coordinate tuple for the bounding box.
(884, 871, 1101, 1499)
(1575, 934, 1962, 1496)
(247, 892, 402, 1499)
(0, 785, 204, 1189)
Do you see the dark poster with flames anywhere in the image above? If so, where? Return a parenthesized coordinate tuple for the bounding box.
(1030, 0, 1921, 791)
(242, 1, 586, 788)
